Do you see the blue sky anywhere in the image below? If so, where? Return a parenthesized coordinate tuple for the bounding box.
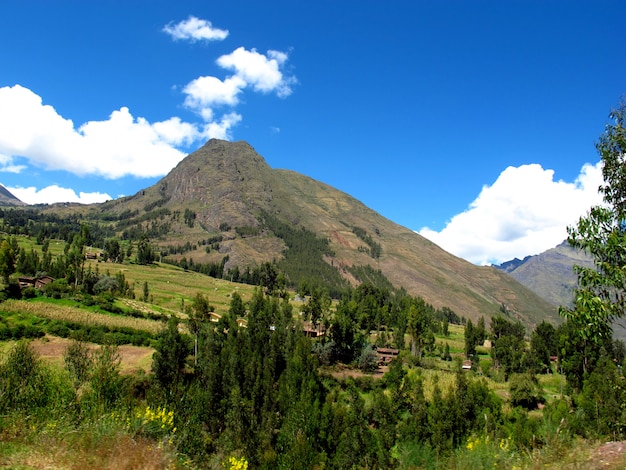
(0, 1, 624, 265)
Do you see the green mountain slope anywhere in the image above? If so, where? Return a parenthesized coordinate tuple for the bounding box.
(81, 139, 558, 326)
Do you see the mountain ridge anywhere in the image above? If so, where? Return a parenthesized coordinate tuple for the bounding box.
(0, 184, 26, 206)
(493, 241, 594, 309)
(69, 139, 558, 327)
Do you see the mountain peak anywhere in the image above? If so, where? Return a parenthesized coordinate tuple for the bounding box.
(0, 184, 26, 206)
(93, 140, 558, 326)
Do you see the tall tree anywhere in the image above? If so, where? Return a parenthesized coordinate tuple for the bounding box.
(189, 292, 213, 364)
(464, 319, 476, 358)
(560, 101, 626, 378)
(152, 317, 190, 393)
(529, 321, 556, 374)
(0, 238, 17, 283)
(407, 300, 431, 359)
(136, 235, 155, 265)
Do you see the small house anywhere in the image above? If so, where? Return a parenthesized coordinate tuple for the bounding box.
(376, 347, 399, 366)
(35, 276, 55, 289)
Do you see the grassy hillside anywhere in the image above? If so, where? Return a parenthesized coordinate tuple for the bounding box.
(30, 139, 558, 329)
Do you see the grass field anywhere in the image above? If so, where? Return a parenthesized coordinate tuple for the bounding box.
(84, 258, 258, 317)
(2, 299, 163, 335)
(0, 335, 154, 373)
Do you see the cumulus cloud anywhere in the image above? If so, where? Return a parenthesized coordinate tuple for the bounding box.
(183, 75, 246, 111)
(217, 47, 295, 96)
(419, 162, 604, 265)
(163, 16, 228, 42)
(7, 184, 111, 205)
(0, 17, 296, 189)
(183, 47, 296, 119)
(201, 112, 243, 141)
(0, 85, 235, 178)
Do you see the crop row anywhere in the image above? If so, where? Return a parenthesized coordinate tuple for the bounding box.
(1, 300, 163, 335)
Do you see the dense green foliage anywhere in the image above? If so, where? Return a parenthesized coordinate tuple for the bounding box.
(561, 100, 626, 383)
(352, 225, 382, 259)
(260, 211, 348, 297)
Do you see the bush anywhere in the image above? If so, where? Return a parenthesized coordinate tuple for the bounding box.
(93, 275, 119, 295)
(312, 340, 335, 366)
(4, 280, 21, 299)
(47, 321, 71, 338)
(21, 286, 38, 299)
(575, 357, 626, 437)
(22, 325, 45, 339)
(0, 322, 10, 340)
(504, 406, 543, 450)
(0, 341, 53, 412)
(509, 373, 544, 410)
(357, 343, 379, 372)
(44, 279, 70, 298)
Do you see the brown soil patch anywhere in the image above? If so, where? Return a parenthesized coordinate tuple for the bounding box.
(325, 362, 389, 381)
(30, 335, 154, 374)
(588, 441, 626, 469)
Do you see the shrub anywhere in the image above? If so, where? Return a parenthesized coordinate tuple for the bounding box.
(93, 275, 119, 294)
(357, 343, 379, 372)
(0, 322, 10, 340)
(44, 279, 70, 298)
(0, 341, 53, 412)
(47, 321, 71, 338)
(312, 340, 335, 366)
(21, 286, 38, 299)
(64, 339, 93, 387)
(509, 373, 544, 410)
(4, 280, 21, 299)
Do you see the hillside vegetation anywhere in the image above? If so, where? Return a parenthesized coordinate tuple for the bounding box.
(0, 211, 625, 468)
(32, 139, 557, 329)
(5, 111, 626, 467)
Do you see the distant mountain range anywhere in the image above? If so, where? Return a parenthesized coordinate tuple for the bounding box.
(493, 241, 594, 309)
(494, 241, 626, 341)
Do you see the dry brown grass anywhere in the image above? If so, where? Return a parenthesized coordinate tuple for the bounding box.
(28, 335, 155, 374)
(2, 299, 162, 334)
(0, 431, 181, 470)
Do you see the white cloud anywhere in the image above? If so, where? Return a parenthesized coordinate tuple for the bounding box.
(183, 75, 246, 110)
(7, 184, 111, 205)
(201, 112, 243, 141)
(217, 47, 295, 96)
(0, 153, 26, 173)
(0, 85, 220, 178)
(419, 162, 604, 265)
(182, 47, 296, 120)
(0, 23, 296, 184)
(152, 117, 201, 146)
(163, 16, 228, 42)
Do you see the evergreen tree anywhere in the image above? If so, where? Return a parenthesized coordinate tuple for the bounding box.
(465, 319, 476, 358)
(0, 238, 17, 283)
(136, 235, 154, 265)
(529, 321, 556, 373)
(490, 316, 527, 379)
(152, 317, 190, 394)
